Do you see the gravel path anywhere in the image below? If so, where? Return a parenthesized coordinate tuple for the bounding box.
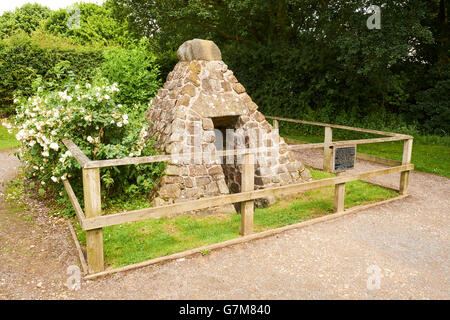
(0, 148, 448, 299)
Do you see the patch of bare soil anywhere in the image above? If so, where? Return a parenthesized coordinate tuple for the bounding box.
(0, 149, 79, 299)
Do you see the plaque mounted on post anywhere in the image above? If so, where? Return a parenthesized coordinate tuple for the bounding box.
(332, 145, 356, 172)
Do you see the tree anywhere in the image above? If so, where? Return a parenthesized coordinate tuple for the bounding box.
(0, 3, 51, 38)
(44, 1, 133, 46)
(111, 0, 438, 133)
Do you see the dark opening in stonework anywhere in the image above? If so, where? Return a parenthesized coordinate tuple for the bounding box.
(211, 115, 242, 197)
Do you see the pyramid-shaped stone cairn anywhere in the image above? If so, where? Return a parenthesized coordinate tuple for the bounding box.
(146, 39, 311, 213)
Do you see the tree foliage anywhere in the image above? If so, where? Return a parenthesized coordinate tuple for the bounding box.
(44, 1, 134, 46)
(112, 0, 448, 134)
(100, 39, 161, 111)
(0, 3, 51, 37)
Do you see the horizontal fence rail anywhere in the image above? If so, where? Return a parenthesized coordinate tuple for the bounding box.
(63, 136, 407, 169)
(265, 116, 413, 139)
(72, 164, 412, 231)
(61, 117, 414, 275)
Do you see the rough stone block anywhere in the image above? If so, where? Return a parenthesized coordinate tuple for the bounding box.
(205, 182, 219, 194)
(189, 165, 208, 176)
(176, 95, 191, 107)
(162, 175, 184, 184)
(196, 176, 211, 187)
(187, 61, 201, 74)
(202, 118, 214, 130)
(301, 169, 312, 181)
(233, 83, 246, 94)
(221, 81, 231, 92)
(166, 164, 188, 176)
(184, 187, 202, 198)
(181, 84, 196, 97)
(177, 39, 222, 61)
(217, 179, 229, 194)
(159, 184, 181, 199)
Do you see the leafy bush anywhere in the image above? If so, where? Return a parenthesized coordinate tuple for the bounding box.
(411, 64, 450, 135)
(100, 40, 161, 110)
(0, 32, 104, 117)
(9, 78, 165, 213)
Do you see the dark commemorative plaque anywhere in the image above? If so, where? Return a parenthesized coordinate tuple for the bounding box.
(333, 145, 356, 172)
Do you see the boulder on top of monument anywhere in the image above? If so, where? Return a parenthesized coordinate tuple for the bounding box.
(177, 38, 222, 61)
(146, 39, 311, 212)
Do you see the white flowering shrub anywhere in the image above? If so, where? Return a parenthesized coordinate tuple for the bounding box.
(10, 80, 165, 211)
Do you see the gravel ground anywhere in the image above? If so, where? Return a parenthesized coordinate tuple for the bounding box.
(0, 148, 448, 299)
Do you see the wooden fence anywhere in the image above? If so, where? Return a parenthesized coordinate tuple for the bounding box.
(62, 117, 413, 276)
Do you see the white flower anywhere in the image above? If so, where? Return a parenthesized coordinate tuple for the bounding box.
(51, 176, 58, 183)
(86, 83, 91, 88)
(84, 115, 92, 122)
(49, 142, 59, 151)
(129, 153, 134, 157)
(110, 120, 115, 124)
(104, 94, 110, 100)
(15, 129, 27, 141)
(139, 128, 148, 138)
(87, 136, 94, 144)
(41, 181, 45, 185)
(123, 119, 129, 125)
(122, 114, 128, 120)
(42, 151, 49, 157)
(117, 122, 123, 128)
(51, 130, 57, 136)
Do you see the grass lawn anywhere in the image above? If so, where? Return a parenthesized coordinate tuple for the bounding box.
(283, 134, 450, 178)
(0, 125, 19, 150)
(75, 169, 397, 268)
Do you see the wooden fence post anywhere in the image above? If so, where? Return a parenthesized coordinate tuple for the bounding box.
(323, 126, 333, 172)
(334, 172, 345, 213)
(240, 152, 255, 236)
(82, 168, 104, 273)
(273, 119, 279, 130)
(399, 138, 413, 195)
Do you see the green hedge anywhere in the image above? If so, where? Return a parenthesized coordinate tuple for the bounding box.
(0, 32, 104, 116)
